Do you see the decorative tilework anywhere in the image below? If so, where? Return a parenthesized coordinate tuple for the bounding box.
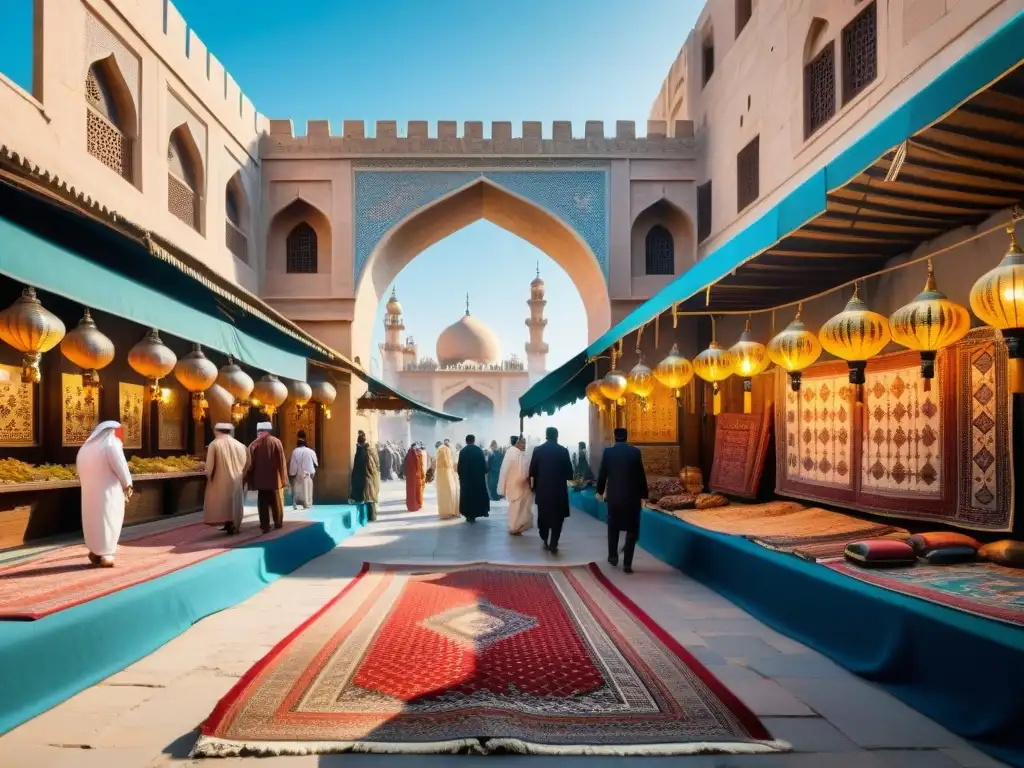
(353, 170, 608, 283)
(0, 364, 34, 447)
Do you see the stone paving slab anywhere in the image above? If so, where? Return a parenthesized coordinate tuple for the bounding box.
(0, 482, 1007, 767)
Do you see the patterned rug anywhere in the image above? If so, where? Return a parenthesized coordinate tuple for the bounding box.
(192, 563, 789, 757)
(658, 501, 806, 530)
(709, 410, 773, 499)
(749, 526, 910, 562)
(0, 521, 310, 620)
(826, 561, 1024, 627)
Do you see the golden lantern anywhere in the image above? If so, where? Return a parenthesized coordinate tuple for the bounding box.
(128, 328, 177, 400)
(970, 225, 1024, 392)
(174, 343, 218, 421)
(311, 380, 337, 419)
(585, 380, 607, 411)
(819, 283, 891, 386)
(251, 373, 288, 418)
(627, 355, 656, 412)
(653, 343, 694, 400)
(288, 379, 313, 413)
(693, 318, 734, 415)
(0, 287, 66, 383)
(218, 357, 255, 424)
(890, 259, 971, 388)
(767, 304, 821, 392)
(60, 308, 114, 390)
(729, 317, 770, 413)
(598, 354, 629, 405)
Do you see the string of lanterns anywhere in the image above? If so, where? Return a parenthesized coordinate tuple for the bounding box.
(586, 222, 1024, 417)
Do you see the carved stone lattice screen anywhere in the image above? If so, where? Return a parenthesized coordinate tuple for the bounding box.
(226, 221, 248, 263)
(168, 174, 198, 231)
(86, 109, 132, 181)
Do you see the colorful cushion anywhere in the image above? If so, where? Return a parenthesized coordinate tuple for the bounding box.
(844, 539, 916, 567)
(907, 532, 981, 555)
(648, 476, 686, 503)
(694, 493, 729, 510)
(657, 494, 696, 511)
(978, 540, 1024, 569)
(919, 546, 977, 565)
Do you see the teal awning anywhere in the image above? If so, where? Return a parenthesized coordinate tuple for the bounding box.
(520, 8, 1024, 417)
(362, 373, 464, 423)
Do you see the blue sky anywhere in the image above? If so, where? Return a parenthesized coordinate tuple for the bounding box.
(0, 0, 701, 444)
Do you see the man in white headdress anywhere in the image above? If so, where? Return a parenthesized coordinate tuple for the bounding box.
(498, 435, 533, 535)
(204, 423, 250, 534)
(76, 421, 133, 567)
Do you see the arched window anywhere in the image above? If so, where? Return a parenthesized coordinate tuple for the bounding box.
(167, 127, 203, 232)
(225, 176, 248, 263)
(645, 225, 674, 275)
(226, 186, 241, 227)
(85, 59, 134, 182)
(286, 222, 318, 273)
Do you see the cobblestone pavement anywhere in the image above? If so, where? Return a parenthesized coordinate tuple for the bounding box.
(0, 483, 1007, 767)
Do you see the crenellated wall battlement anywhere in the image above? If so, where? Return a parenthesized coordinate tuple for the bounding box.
(261, 119, 696, 157)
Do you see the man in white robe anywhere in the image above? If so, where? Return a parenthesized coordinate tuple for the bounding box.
(498, 435, 533, 535)
(435, 438, 460, 519)
(204, 423, 250, 534)
(288, 429, 318, 509)
(76, 421, 133, 567)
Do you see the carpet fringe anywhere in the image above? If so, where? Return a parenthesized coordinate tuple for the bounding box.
(485, 738, 793, 756)
(189, 735, 485, 758)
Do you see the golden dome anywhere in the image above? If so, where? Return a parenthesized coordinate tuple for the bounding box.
(436, 296, 501, 366)
(385, 287, 402, 317)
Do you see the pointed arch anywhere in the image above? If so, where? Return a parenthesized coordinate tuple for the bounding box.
(84, 55, 136, 183)
(225, 171, 249, 263)
(803, 17, 836, 138)
(629, 198, 692, 280)
(266, 198, 332, 282)
(167, 123, 204, 232)
(442, 386, 496, 421)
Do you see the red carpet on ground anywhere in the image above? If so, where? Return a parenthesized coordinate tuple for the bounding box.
(0, 521, 310, 620)
(192, 562, 789, 757)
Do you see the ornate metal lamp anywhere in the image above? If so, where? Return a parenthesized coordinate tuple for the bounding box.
(60, 308, 114, 391)
(173, 343, 218, 421)
(598, 346, 628, 406)
(767, 304, 821, 392)
(311, 381, 337, 419)
(819, 283, 891, 386)
(653, 343, 694, 403)
(970, 224, 1024, 392)
(626, 353, 656, 412)
(251, 373, 288, 418)
(218, 357, 255, 424)
(128, 329, 177, 401)
(890, 259, 971, 389)
(693, 318, 735, 415)
(288, 379, 313, 415)
(729, 317, 769, 413)
(0, 287, 66, 383)
(585, 380, 607, 411)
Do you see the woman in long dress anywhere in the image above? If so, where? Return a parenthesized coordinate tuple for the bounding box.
(498, 435, 533, 535)
(435, 440, 460, 519)
(77, 421, 133, 567)
(404, 444, 424, 512)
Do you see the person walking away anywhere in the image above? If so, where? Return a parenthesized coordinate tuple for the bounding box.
(486, 440, 504, 501)
(435, 438, 460, 519)
(404, 443, 424, 511)
(499, 435, 533, 535)
(364, 437, 381, 521)
(204, 423, 249, 534)
(349, 430, 367, 505)
(290, 429, 319, 510)
(576, 441, 595, 482)
(596, 427, 649, 574)
(77, 421, 133, 567)
(379, 442, 393, 481)
(247, 422, 288, 533)
(528, 426, 574, 553)
(457, 434, 490, 522)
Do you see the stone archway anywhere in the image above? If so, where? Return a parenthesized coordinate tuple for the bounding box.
(350, 177, 611, 365)
(443, 386, 496, 422)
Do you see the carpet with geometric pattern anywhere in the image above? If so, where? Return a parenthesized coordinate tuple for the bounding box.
(192, 562, 789, 757)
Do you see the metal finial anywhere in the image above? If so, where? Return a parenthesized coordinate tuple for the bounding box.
(465, 293, 470, 316)
(536, 262, 540, 279)
(390, 286, 397, 300)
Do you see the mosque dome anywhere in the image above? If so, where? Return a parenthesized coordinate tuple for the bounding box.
(385, 288, 402, 317)
(530, 265, 545, 299)
(436, 296, 500, 366)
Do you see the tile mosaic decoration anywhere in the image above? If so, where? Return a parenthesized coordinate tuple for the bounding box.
(353, 170, 608, 283)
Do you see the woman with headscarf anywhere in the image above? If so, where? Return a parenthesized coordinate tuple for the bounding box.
(76, 421, 133, 567)
(404, 443, 424, 511)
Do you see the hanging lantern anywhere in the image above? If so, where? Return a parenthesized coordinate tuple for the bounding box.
(729, 317, 770, 413)
(627, 355, 656, 412)
(128, 328, 177, 400)
(288, 379, 313, 413)
(59, 308, 114, 390)
(205, 382, 235, 425)
(970, 225, 1024, 392)
(819, 283, 891, 386)
(693, 318, 734, 415)
(890, 259, 971, 389)
(0, 287, 66, 383)
(311, 380, 337, 419)
(598, 348, 629, 406)
(218, 357, 254, 424)
(251, 373, 288, 418)
(767, 304, 821, 392)
(653, 343, 694, 401)
(585, 380, 607, 411)
(174, 343, 218, 421)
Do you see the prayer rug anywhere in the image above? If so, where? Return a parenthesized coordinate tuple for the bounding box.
(749, 526, 909, 562)
(708, 410, 773, 499)
(192, 562, 789, 757)
(826, 560, 1024, 627)
(0, 521, 310, 620)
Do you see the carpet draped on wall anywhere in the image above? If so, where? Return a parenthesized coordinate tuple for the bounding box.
(774, 329, 1014, 532)
(708, 411, 773, 499)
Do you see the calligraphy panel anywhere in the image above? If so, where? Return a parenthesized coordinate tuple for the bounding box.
(283, 405, 317, 459)
(158, 389, 186, 451)
(119, 382, 144, 450)
(624, 385, 678, 444)
(0, 364, 34, 446)
(62, 373, 99, 446)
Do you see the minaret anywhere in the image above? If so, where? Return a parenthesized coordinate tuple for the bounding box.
(380, 287, 405, 387)
(525, 264, 549, 384)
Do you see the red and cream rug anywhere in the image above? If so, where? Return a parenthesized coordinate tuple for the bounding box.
(192, 562, 789, 757)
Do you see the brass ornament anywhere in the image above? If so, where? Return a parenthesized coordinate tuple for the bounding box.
(890, 260, 971, 383)
(767, 304, 821, 392)
(627, 355, 656, 413)
(128, 328, 177, 399)
(0, 287, 66, 383)
(174, 344, 218, 422)
(653, 343, 694, 400)
(218, 357, 255, 423)
(970, 225, 1024, 391)
(818, 283, 891, 385)
(693, 328, 735, 416)
(252, 373, 288, 418)
(585, 380, 607, 411)
(598, 368, 628, 405)
(311, 380, 338, 419)
(288, 379, 313, 413)
(60, 308, 114, 390)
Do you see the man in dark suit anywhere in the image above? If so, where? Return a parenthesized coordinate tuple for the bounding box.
(528, 426, 574, 553)
(596, 428, 648, 574)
